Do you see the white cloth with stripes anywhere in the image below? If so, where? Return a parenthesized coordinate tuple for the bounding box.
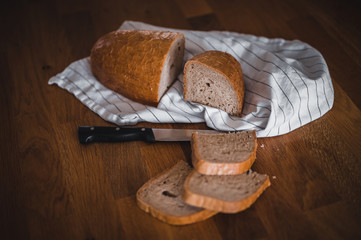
(48, 20, 334, 137)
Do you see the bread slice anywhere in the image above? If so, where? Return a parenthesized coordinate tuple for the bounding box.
(90, 30, 185, 106)
(191, 130, 257, 175)
(183, 169, 270, 213)
(136, 160, 217, 225)
(183, 51, 245, 116)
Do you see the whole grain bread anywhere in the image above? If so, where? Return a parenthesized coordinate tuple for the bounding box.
(191, 130, 257, 175)
(136, 160, 217, 225)
(183, 169, 270, 213)
(183, 51, 244, 116)
(90, 30, 185, 106)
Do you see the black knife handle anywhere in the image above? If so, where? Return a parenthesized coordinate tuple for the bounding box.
(78, 126, 155, 144)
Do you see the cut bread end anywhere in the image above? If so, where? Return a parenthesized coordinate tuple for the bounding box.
(158, 34, 185, 101)
(191, 131, 258, 175)
(183, 51, 244, 116)
(184, 61, 240, 115)
(183, 169, 270, 213)
(136, 161, 217, 225)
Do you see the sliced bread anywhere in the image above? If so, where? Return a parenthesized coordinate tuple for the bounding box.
(91, 30, 185, 106)
(183, 51, 244, 116)
(136, 160, 217, 225)
(191, 130, 257, 175)
(183, 169, 270, 213)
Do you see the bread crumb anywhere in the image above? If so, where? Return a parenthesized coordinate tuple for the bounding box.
(272, 176, 276, 179)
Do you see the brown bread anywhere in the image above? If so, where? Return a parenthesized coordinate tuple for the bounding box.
(91, 30, 185, 106)
(183, 51, 245, 116)
(183, 169, 270, 213)
(136, 160, 217, 225)
(191, 131, 258, 175)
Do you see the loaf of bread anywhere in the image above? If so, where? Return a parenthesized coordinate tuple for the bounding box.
(183, 51, 245, 116)
(182, 169, 270, 213)
(90, 30, 185, 106)
(136, 160, 217, 225)
(191, 131, 257, 175)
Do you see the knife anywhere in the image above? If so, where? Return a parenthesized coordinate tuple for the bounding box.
(78, 126, 219, 143)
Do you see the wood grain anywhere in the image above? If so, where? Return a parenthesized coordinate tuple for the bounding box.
(1, 0, 361, 239)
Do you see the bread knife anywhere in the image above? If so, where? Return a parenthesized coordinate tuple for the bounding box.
(78, 126, 219, 143)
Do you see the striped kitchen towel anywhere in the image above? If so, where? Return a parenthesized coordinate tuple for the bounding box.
(48, 20, 334, 137)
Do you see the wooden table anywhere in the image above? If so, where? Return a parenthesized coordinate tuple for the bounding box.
(1, 0, 361, 239)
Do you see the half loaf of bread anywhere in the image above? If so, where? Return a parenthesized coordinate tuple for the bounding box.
(191, 130, 257, 175)
(183, 51, 244, 116)
(136, 160, 217, 225)
(183, 169, 270, 213)
(90, 30, 185, 105)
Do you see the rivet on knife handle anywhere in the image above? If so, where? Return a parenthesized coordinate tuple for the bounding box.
(78, 126, 156, 144)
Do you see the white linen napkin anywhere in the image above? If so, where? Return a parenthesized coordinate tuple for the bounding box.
(49, 20, 334, 137)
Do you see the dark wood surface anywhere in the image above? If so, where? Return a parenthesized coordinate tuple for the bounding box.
(1, 0, 361, 239)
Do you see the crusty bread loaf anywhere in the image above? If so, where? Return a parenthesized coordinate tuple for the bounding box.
(183, 169, 270, 213)
(183, 51, 244, 116)
(136, 160, 217, 225)
(90, 30, 185, 106)
(191, 131, 257, 175)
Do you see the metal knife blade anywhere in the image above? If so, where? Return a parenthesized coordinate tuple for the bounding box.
(152, 128, 218, 141)
(78, 126, 219, 144)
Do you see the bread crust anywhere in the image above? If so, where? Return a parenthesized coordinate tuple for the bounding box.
(136, 161, 217, 225)
(183, 51, 245, 116)
(90, 30, 185, 106)
(136, 195, 217, 225)
(182, 170, 270, 213)
(191, 131, 258, 175)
